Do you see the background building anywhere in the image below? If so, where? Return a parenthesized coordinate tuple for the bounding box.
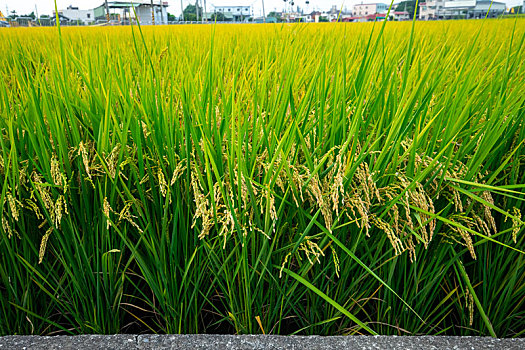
(393, 10, 411, 20)
(419, 0, 446, 19)
(420, 0, 505, 19)
(56, 6, 95, 24)
(443, 0, 505, 18)
(0, 10, 9, 27)
(212, 5, 252, 22)
(56, 1, 170, 25)
(353, 3, 389, 17)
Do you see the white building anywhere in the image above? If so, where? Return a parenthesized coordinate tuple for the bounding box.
(212, 5, 252, 21)
(420, 0, 505, 19)
(418, 0, 446, 19)
(443, 0, 505, 18)
(133, 2, 168, 25)
(353, 3, 389, 17)
(392, 10, 411, 20)
(56, 6, 95, 24)
(93, 1, 168, 25)
(309, 11, 342, 22)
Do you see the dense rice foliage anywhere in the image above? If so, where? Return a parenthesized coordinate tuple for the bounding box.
(1, 19, 524, 337)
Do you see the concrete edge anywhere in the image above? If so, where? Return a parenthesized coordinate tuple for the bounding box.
(0, 335, 524, 350)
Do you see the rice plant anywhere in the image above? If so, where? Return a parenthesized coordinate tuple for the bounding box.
(0, 18, 524, 336)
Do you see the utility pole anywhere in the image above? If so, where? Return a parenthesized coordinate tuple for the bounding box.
(195, 0, 200, 22)
(261, 0, 266, 22)
(105, 0, 110, 22)
(35, 4, 40, 25)
(151, 0, 155, 24)
(203, 0, 207, 23)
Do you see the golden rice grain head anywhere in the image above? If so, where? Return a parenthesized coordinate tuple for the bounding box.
(466, 287, 474, 326)
(53, 196, 64, 228)
(50, 155, 63, 187)
(78, 141, 92, 180)
(279, 252, 292, 278)
(106, 145, 120, 179)
(118, 201, 143, 233)
(511, 207, 522, 244)
(2, 216, 14, 239)
(7, 192, 20, 222)
(480, 191, 497, 235)
(38, 227, 53, 264)
(371, 215, 404, 256)
(330, 246, 340, 278)
(158, 168, 168, 198)
(103, 197, 112, 230)
(170, 159, 187, 185)
(25, 198, 44, 220)
(455, 225, 476, 260)
(299, 237, 325, 265)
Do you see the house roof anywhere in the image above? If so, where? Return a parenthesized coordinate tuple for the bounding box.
(204, 12, 234, 19)
(365, 13, 386, 19)
(100, 1, 168, 9)
(354, 3, 389, 6)
(212, 5, 251, 8)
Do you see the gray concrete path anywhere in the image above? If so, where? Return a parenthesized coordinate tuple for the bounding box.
(1, 335, 524, 350)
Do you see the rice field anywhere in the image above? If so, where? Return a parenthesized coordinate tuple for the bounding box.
(0, 18, 524, 337)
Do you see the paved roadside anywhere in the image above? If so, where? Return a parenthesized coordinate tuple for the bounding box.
(0, 335, 524, 350)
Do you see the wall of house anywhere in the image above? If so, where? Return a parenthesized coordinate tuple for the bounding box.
(214, 6, 252, 16)
(135, 5, 168, 25)
(59, 9, 95, 23)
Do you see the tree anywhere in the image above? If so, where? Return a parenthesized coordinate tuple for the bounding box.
(11, 11, 36, 19)
(167, 13, 177, 21)
(209, 12, 226, 22)
(395, 1, 419, 18)
(183, 4, 202, 21)
(268, 11, 282, 22)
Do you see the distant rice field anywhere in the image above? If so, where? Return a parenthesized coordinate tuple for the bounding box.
(0, 19, 524, 336)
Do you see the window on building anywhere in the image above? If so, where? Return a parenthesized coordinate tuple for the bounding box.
(228, 8, 231, 11)
(87, 14, 91, 18)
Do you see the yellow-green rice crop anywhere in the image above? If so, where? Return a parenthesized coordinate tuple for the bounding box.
(0, 19, 524, 336)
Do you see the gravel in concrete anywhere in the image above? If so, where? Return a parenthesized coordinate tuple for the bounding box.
(0, 335, 523, 350)
(0, 335, 137, 350)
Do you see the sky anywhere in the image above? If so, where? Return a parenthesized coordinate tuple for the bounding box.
(2, 0, 523, 17)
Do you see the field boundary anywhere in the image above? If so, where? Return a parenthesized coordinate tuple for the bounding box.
(1, 335, 524, 349)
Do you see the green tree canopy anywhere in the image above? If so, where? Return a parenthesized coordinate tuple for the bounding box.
(184, 4, 200, 14)
(395, 1, 418, 18)
(210, 12, 227, 22)
(268, 11, 283, 22)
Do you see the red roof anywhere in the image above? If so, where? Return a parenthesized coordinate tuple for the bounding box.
(365, 13, 385, 19)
